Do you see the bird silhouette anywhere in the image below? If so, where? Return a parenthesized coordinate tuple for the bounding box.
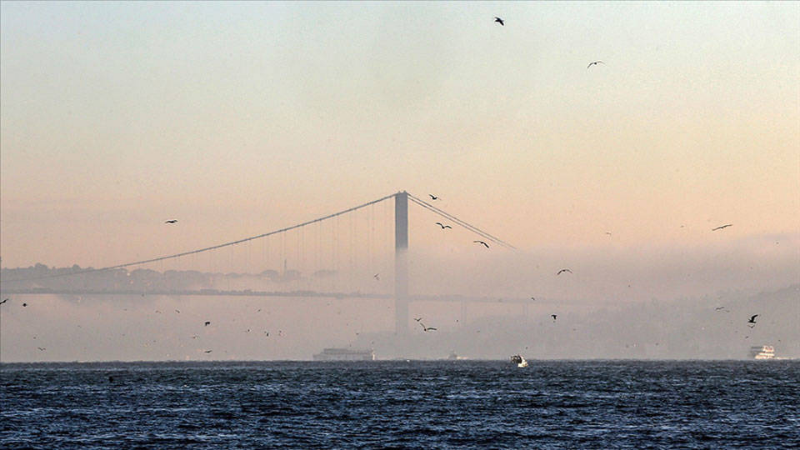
(551, 314, 558, 321)
(748, 314, 758, 324)
(204, 350, 212, 353)
(557, 269, 572, 275)
(712, 224, 733, 231)
(0, 298, 8, 305)
(429, 194, 439, 200)
(204, 321, 211, 327)
(587, 61, 605, 68)
(374, 273, 380, 281)
(165, 220, 178, 224)
(414, 317, 422, 322)
(474, 240, 489, 248)
(435, 222, 452, 229)
(419, 322, 437, 332)
(37, 347, 46, 351)
(494, 17, 504, 26)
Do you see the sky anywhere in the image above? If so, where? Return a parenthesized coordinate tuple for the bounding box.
(0, 2, 798, 361)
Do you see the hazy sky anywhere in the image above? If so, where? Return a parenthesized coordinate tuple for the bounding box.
(2, 1, 798, 269)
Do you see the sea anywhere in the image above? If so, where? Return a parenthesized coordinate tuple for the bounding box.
(1, 360, 798, 449)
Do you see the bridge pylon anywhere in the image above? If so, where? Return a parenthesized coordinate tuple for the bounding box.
(394, 191, 409, 335)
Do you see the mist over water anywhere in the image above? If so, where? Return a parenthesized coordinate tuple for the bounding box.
(2, 235, 797, 363)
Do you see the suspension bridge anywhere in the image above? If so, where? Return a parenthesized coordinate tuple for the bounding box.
(1, 191, 529, 334)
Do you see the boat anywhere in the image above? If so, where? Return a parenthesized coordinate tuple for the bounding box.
(749, 345, 776, 360)
(313, 348, 375, 361)
(510, 354, 528, 368)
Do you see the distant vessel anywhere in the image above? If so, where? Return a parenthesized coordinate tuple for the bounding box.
(749, 345, 776, 360)
(447, 351, 469, 361)
(313, 348, 375, 361)
(510, 355, 528, 368)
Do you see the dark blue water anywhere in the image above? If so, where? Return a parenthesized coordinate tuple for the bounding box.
(1, 360, 798, 449)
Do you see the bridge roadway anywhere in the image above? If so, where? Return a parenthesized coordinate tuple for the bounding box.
(0, 288, 546, 304)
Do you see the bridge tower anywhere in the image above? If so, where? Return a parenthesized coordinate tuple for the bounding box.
(394, 191, 409, 335)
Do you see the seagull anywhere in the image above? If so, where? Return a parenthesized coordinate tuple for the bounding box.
(712, 224, 733, 231)
(435, 222, 452, 229)
(165, 220, 178, 224)
(587, 61, 605, 68)
(551, 314, 558, 321)
(0, 298, 8, 305)
(374, 273, 380, 281)
(419, 322, 437, 332)
(715, 306, 727, 311)
(494, 17, 504, 26)
(204, 350, 212, 353)
(204, 321, 211, 327)
(474, 240, 489, 248)
(429, 194, 439, 200)
(748, 314, 758, 324)
(414, 317, 422, 322)
(557, 269, 572, 275)
(37, 347, 46, 351)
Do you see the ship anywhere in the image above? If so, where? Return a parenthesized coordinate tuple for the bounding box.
(749, 345, 776, 360)
(313, 348, 375, 361)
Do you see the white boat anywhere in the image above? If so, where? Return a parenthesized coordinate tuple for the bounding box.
(510, 354, 528, 368)
(749, 345, 776, 360)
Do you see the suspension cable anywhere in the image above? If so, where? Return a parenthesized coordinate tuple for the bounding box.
(2, 193, 397, 282)
(407, 194, 516, 250)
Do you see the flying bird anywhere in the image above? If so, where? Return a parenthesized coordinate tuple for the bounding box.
(474, 240, 489, 248)
(748, 314, 758, 324)
(0, 298, 9, 305)
(37, 347, 46, 351)
(587, 61, 605, 68)
(530, 297, 536, 301)
(414, 317, 422, 322)
(429, 194, 439, 200)
(165, 220, 178, 224)
(374, 273, 380, 281)
(419, 322, 437, 332)
(204, 350, 212, 353)
(712, 224, 733, 231)
(551, 314, 558, 321)
(494, 16, 504, 26)
(204, 321, 211, 327)
(435, 222, 452, 229)
(557, 269, 572, 275)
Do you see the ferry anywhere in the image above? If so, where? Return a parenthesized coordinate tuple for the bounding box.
(749, 345, 776, 360)
(313, 348, 375, 361)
